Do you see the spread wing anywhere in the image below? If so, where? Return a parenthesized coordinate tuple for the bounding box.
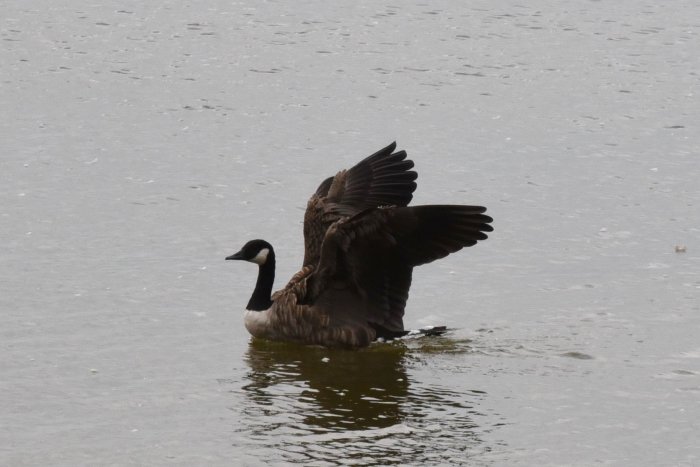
(302, 142, 418, 266)
(309, 205, 494, 332)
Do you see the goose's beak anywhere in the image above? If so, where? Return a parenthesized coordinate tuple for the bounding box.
(225, 250, 244, 261)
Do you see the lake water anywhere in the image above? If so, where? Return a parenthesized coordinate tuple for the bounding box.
(2, 1, 699, 465)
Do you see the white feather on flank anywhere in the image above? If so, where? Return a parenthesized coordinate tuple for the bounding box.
(250, 248, 269, 265)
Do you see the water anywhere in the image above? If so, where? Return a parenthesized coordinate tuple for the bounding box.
(234, 339, 488, 465)
(2, 1, 699, 465)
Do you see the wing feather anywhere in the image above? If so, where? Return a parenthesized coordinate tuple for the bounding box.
(310, 205, 493, 332)
(302, 142, 418, 266)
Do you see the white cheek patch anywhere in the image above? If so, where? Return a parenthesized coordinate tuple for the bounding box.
(250, 248, 269, 265)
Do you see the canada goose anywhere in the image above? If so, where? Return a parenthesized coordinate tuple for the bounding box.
(226, 142, 493, 348)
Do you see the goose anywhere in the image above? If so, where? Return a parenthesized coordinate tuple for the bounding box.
(226, 142, 493, 348)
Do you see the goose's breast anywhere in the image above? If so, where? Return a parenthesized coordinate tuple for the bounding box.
(244, 309, 275, 339)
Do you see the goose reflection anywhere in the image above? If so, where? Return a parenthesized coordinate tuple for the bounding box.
(238, 339, 488, 465)
(242, 338, 409, 431)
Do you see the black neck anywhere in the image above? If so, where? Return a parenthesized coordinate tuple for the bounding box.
(247, 252, 275, 311)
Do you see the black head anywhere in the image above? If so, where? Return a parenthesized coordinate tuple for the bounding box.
(225, 239, 274, 265)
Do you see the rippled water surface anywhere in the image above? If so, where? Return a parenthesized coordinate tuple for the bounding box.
(233, 338, 490, 465)
(2, 1, 699, 465)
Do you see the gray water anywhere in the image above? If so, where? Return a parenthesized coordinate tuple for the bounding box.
(2, 1, 699, 465)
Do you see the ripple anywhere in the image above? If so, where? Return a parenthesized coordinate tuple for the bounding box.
(560, 351, 595, 360)
(231, 340, 492, 465)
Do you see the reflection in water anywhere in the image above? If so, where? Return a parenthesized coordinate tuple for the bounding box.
(236, 339, 489, 465)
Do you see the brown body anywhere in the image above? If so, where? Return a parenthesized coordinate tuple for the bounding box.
(244, 266, 377, 348)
